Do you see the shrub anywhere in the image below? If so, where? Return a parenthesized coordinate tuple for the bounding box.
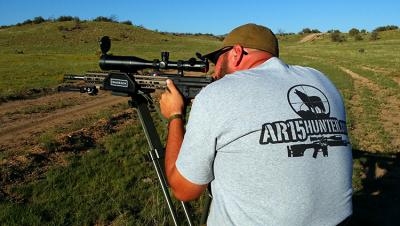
(57, 16, 75, 22)
(39, 132, 59, 152)
(354, 34, 363, 41)
(300, 28, 311, 34)
(93, 16, 116, 22)
(331, 31, 346, 42)
(33, 16, 46, 24)
(120, 20, 133, 25)
(370, 31, 379, 40)
(299, 28, 321, 34)
(360, 29, 367, 33)
(22, 19, 33, 25)
(349, 28, 360, 36)
(373, 25, 399, 32)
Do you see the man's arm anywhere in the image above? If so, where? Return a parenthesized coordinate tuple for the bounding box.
(160, 80, 208, 201)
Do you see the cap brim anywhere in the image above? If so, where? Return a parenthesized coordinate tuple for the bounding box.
(203, 47, 226, 64)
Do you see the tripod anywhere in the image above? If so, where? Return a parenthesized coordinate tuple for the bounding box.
(130, 93, 210, 226)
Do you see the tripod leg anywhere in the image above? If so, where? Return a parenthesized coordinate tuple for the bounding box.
(132, 96, 180, 226)
(181, 201, 193, 226)
(149, 149, 179, 226)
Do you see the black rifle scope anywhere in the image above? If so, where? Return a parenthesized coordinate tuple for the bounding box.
(98, 36, 209, 73)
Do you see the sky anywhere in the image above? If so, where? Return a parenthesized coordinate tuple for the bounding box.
(0, 0, 398, 35)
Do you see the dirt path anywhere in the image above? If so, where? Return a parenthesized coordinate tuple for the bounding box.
(299, 33, 325, 43)
(360, 65, 400, 86)
(339, 66, 400, 151)
(0, 92, 128, 149)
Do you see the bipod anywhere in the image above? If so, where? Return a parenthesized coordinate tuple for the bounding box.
(129, 93, 193, 226)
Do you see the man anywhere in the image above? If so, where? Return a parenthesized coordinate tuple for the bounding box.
(160, 23, 353, 226)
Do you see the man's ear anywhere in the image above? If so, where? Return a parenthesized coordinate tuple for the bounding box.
(232, 44, 244, 67)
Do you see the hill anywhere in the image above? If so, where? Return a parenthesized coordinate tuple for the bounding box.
(0, 21, 220, 101)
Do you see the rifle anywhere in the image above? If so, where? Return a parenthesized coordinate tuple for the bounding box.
(59, 36, 213, 99)
(287, 135, 348, 158)
(59, 36, 214, 226)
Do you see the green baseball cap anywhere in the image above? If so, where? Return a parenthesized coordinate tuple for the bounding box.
(204, 23, 279, 64)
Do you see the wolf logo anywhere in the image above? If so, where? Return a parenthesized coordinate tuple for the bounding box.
(294, 89, 326, 114)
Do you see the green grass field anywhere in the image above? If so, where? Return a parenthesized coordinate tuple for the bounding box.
(1, 21, 399, 225)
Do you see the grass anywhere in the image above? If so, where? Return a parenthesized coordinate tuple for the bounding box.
(0, 113, 206, 225)
(6, 98, 77, 115)
(357, 87, 392, 151)
(38, 132, 59, 153)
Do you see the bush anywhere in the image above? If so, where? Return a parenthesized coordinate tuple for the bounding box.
(327, 29, 340, 34)
(56, 16, 75, 22)
(360, 29, 367, 33)
(22, 19, 33, 25)
(93, 16, 117, 22)
(370, 31, 379, 40)
(354, 34, 363, 41)
(120, 20, 133, 25)
(331, 31, 346, 42)
(301, 28, 312, 34)
(349, 28, 360, 36)
(298, 28, 321, 34)
(33, 16, 46, 24)
(373, 25, 399, 32)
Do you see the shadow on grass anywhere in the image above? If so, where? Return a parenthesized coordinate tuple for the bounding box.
(351, 149, 400, 226)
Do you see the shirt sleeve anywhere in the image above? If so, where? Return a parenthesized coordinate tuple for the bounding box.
(175, 91, 216, 185)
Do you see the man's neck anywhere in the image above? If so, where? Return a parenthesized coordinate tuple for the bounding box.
(237, 52, 273, 71)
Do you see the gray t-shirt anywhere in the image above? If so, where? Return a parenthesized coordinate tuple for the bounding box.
(176, 57, 353, 226)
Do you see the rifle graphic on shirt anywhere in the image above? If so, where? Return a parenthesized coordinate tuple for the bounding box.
(287, 135, 348, 158)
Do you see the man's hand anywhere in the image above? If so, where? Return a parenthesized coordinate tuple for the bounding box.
(160, 79, 185, 119)
(161, 80, 207, 201)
